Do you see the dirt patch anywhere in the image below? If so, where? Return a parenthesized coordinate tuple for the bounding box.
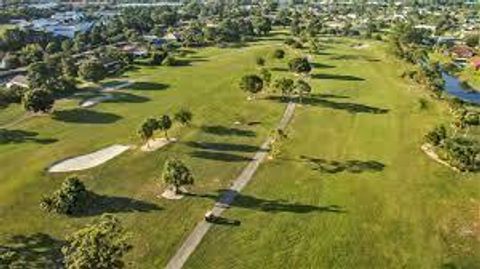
(421, 143, 460, 172)
(141, 138, 177, 152)
(160, 186, 188, 200)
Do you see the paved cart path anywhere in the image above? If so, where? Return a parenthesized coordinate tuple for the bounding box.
(165, 102, 296, 269)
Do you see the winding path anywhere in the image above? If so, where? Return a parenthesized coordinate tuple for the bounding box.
(165, 102, 296, 269)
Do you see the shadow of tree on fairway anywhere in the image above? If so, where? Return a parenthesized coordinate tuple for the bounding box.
(270, 67, 288, 72)
(107, 92, 150, 104)
(74, 192, 162, 217)
(0, 129, 57, 144)
(300, 155, 385, 174)
(190, 151, 252, 162)
(329, 54, 380, 62)
(311, 73, 365, 81)
(53, 109, 122, 124)
(185, 141, 261, 153)
(200, 125, 256, 137)
(0, 233, 64, 268)
(130, 82, 169, 91)
(310, 62, 336, 69)
(265, 96, 389, 114)
(189, 190, 346, 214)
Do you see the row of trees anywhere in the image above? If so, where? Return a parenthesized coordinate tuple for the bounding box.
(138, 108, 192, 144)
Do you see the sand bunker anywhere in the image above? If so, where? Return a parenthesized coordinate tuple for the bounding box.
(49, 144, 131, 172)
(353, 44, 370, 49)
(103, 81, 133, 92)
(80, 94, 114, 108)
(160, 186, 188, 200)
(141, 138, 177, 152)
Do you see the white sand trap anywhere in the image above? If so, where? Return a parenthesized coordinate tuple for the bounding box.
(141, 138, 177, 152)
(80, 94, 114, 108)
(421, 143, 460, 172)
(49, 144, 131, 173)
(103, 81, 133, 92)
(353, 44, 370, 49)
(160, 186, 188, 200)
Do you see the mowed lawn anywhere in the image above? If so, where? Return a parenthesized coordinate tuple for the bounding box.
(0, 39, 290, 267)
(185, 41, 480, 269)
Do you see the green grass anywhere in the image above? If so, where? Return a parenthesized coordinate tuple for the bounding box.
(1, 35, 479, 268)
(0, 36, 289, 267)
(185, 41, 480, 269)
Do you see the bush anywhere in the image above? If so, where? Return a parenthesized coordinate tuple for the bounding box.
(288, 57, 311, 74)
(424, 125, 447, 146)
(162, 55, 177, 66)
(273, 49, 285, 59)
(0, 85, 28, 106)
(174, 108, 193, 125)
(255, 56, 265, 66)
(150, 51, 167, 65)
(239, 74, 263, 95)
(40, 176, 88, 215)
(442, 137, 480, 171)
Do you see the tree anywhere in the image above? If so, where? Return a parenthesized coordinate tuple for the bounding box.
(273, 49, 285, 59)
(253, 16, 272, 36)
(260, 68, 272, 87)
(295, 79, 312, 103)
(45, 41, 60, 54)
(157, 115, 172, 139)
(273, 78, 294, 99)
(40, 176, 88, 215)
(61, 56, 78, 78)
(62, 214, 132, 269)
(288, 57, 311, 75)
(150, 51, 167, 65)
(20, 43, 43, 64)
(138, 117, 158, 143)
(255, 56, 265, 66)
(2, 53, 20, 69)
(22, 88, 54, 113)
(239, 74, 263, 98)
(162, 158, 194, 194)
(79, 58, 106, 83)
(174, 108, 193, 126)
(424, 125, 447, 146)
(464, 34, 479, 48)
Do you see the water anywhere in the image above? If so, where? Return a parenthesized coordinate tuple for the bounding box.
(442, 72, 480, 105)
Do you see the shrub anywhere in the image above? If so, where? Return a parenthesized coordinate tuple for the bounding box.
(424, 125, 447, 146)
(163, 55, 177, 66)
(288, 57, 311, 74)
(174, 108, 193, 125)
(273, 49, 285, 59)
(442, 137, 480, 171)
(40, 176, 88, 215)
(255, 56, 265, 66)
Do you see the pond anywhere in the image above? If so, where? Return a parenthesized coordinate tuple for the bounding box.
(442, 72, 480, 105)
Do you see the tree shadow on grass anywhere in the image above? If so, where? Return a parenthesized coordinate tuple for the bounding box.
(174, 58, 208, 66)
(271, 67, 289, 72)
(0, 233, 64, 268)
(311, 73, 365, 81)
(265, 96, 389, 114)
(185, 141, 261, 153)
(107, 92, 150, 104)
(53, 109, 122, 124)
(200, 125, 256, 137)
(189, 190, 346, 214)
(310, 62, 336, 69)
(74, 192, 162, 217)
(329, 54, 380, 62)
(189, 150, 252, 162)
(130, 82, 169, 91)
(299, 155, 385, 174)
(0, 129, 57, 144)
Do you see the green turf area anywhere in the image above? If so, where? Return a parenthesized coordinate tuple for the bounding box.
(185, 41, 480, 268)
(0, 37, 288, 267)
(1, 35, 479, 268)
